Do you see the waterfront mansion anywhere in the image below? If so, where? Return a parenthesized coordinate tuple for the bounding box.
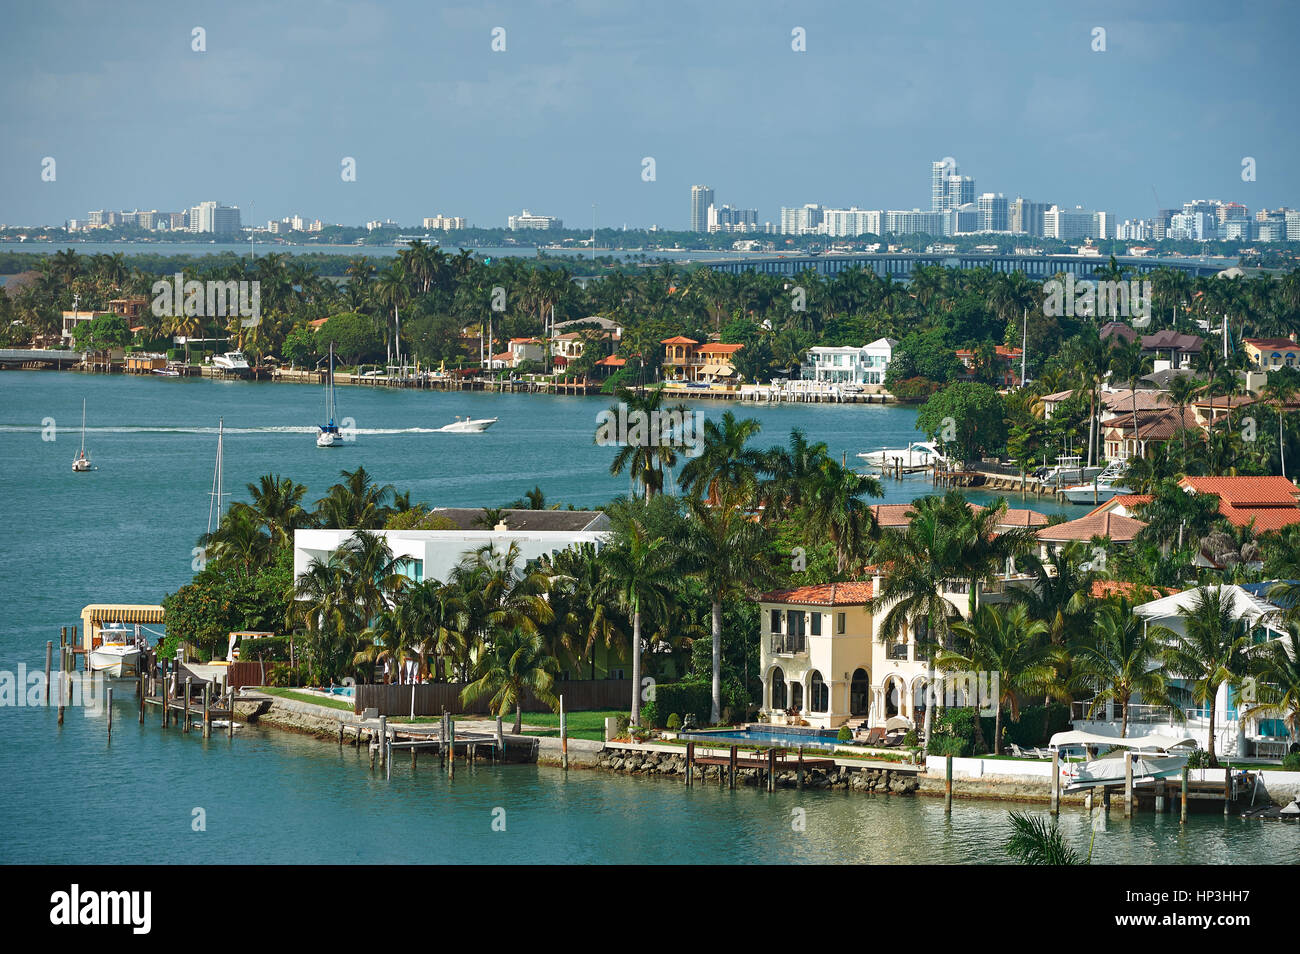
(757, 564, 1035, 732)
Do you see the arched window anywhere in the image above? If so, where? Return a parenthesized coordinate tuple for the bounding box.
(790, 681, 804, 711)
(770, 668, 787, 710)
(809, 670, 829, 713)
(850, 668, 871, 716)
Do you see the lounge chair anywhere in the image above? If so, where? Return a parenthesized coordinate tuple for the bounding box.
(857, 727, 886, 747)
(883, 731, 907, 748)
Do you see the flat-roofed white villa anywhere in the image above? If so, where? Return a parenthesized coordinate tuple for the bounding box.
(293, 509, 610, 588)
(757, 564, 1034, 731)
(799, 338, 895, 388)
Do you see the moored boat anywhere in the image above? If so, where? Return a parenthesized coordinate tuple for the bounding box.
(1061, 458, 1132, 504)
(857, 440, 948, 470)
(88, 623, 143, 678)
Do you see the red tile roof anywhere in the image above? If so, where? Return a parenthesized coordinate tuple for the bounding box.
(661, 336, 699, 345)
(595, 355, 626, 367)
(1178, 476, 1300, 531)
(1089, 580, 1178, 601)
(759, 581, 874, 605)
(870, 503, 1047, 529)
(1036, 512, 1147, 543)
(1244, 338, 1300, 350)
(697, 343, 744, 354)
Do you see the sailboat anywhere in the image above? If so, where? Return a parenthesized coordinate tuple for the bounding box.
(208, 418, 228, 539)
(72, 398, 94, 471)
(317, 342, 345, 447)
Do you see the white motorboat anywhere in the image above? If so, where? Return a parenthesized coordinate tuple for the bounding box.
(151, 367, 180, 377)
(857, 440, 947, 471)
(1061, 458, 1133, 504)
(317, 343, 346, 447)
(212, 351, 250, 373)
(72, 398, 94, 472)
(1051, 731, 1195, 791)
(438, 416, 497, 433)
(88, 624, 143, 678)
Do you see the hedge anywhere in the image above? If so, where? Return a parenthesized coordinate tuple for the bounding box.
(640, 681, 749, 728)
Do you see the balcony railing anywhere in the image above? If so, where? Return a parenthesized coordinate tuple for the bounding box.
(770, 634, 807, 655)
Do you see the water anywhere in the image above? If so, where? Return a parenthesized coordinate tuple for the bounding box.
(2, 370, 1280, 865)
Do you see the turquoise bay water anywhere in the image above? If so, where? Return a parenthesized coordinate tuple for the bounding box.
(0, 371, 1286, 864)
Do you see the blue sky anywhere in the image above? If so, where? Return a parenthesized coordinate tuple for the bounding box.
(2, 0, 1297, 229)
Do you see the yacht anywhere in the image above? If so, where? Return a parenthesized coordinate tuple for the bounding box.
(88, 623, 143, 678)
(857, 441, 948, 471)
(1061, 458, 1133, 504)
(438, 416, 498, 433)
(1053, 733, 1195, 791)
(212, 351, 250, 373)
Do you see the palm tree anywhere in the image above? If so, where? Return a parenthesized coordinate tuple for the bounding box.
(462, 629, 560, 733)
(1165, 588, 1256, 766)
(200, 506, 272, 578)
(869, 494, 968, 752)
(804, 457, 883, 574)
(679, 410, 764, 505)
(1244, 625, 1300, 745)
(683, 494, 772, 723)
(595, 517, 676, 725)
(314, 467, 394, 529)
(1073, 600, 1179, 738)
(602, 386, 685, 502)
(338, 530, 406, 625)
(453, 543, 553, 675)
(541, 543, 625, 679)
(287, 553, 363, 683)
(940, 603, 1063, 755)
(1004, 811, 1085, 865)
(237, 473, 311, 549)
(758, 427, 830, 520)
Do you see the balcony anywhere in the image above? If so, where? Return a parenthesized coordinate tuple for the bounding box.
(770, 634, 807, 655)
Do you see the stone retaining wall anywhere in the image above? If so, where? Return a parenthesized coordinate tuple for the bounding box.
(594, 747, 920, 794)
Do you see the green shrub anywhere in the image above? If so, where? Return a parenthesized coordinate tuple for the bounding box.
(666, 713, 681, 730)
(902, 729, 918, 747)
(1187, 748, 1211, 769)
(837, 725, 853, 742)
(640, 699, 661, 729)
(929, 734, 970, 758)
(651, 681, 747, 726)
(1281, 752, 1300, 771)
(615, 714, 630, 737)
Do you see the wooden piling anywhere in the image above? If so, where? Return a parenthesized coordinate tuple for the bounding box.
(1156, 779, 1166, 813)
(685, 741, 694, 787)
(560, 695, 568, 770)
(945, 754, 953, 814)
(767, 748, 777, 792)
(1180, 766, 1189, 824)
(1124, 752, 1134, 818)
(1223, 766, 1231, 816)
(495, 715, 504, 760)
(378, 716, 387, 768)
(106, 687, 113, 739)
(1050, 749, 1060, 816)
(796, 747, 805, 789)
(228, 687, 234, 739)
(448, 719, 455, 779)
(138, 670, 145, 723)
(202, 683, 211, 739)
(45, 641, 52, 706)
(728, 745, 737, 789)
(161, 660, 169, 728)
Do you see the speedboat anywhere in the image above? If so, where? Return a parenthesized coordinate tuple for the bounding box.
(858, 441, 947, 471)
(151, 367, 180, 377)
(212, 351, 250, 373)
(1061, 458, 1132, 504)
(88, 624, 143, 678)
(438, 416, 497, 433)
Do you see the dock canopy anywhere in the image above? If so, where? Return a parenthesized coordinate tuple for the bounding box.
(1050, 730, 1196, 750)
(78, 604, 165, 649)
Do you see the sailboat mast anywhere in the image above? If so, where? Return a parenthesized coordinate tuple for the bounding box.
(80, 398, 86, 455)
(207, 418, 225, 537)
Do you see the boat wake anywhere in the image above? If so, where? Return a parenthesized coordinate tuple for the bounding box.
(0, 424, 444, 436)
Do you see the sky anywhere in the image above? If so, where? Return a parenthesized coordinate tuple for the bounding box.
(1, 0, 1298, 231)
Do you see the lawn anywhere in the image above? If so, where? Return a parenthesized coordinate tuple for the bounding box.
(389, 709, 621, 741)
(260, 687, 354, 712)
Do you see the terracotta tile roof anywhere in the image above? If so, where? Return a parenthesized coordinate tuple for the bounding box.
(1244, 338, 1300, 350)
(1086, 495, 1153, 518)
(869, 504, 917, 528)
(308, 317, 329, 328)
(1102, 406, 1198, 440)
(1089, 580, 1178, 601)
(595, 355, 626, 366)
(759, 581, 874, 605)
(697, 342, 744, 354)
(1036, 511, 1147, 543)
(871, 503, 1048, 529)
(1192, 393, 1255, 410)
(991, 507, 1049, 528)
(1178, 476, 1300, 532)
(661, 336, 699, 345)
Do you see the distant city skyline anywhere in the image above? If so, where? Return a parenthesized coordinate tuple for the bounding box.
(3, 1, 1298, 230)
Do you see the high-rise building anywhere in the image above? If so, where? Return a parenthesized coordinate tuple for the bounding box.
(1043, 205, 1106, 241)
(931, 161, 948, 212)
(945, 175, 975, 210)
(690, 185, 714, 233)
(422, 215, 466, 230)
(189, 201, 241, 235)
(1285, 209, 1300, 241)
(1009, 197, 1049, 237)
(706, 204, 758, 233)
(779, 204, 824, 235)
(885, 209, 945, 235)
(507, 209, 562, 230)
(977, 193, 1008, 232)
(822, 208, 882, 237)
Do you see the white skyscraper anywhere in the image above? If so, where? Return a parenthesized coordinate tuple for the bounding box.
(690, 185, 714, 232)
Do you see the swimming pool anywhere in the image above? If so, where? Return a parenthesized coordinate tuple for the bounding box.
(679, 726, 847, 750)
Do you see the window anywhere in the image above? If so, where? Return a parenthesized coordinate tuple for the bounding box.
(787, 610, 806, 637)
(836, 612, 846, 634)
(770, 609, 781, 633)
(810, 613, 822, 636)
(611, 668, 625, 680)
(809, 671, 829, 713)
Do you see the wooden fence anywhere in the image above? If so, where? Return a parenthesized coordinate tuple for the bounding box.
(353, 679, 631, 716)
(226, 660, 274, 690)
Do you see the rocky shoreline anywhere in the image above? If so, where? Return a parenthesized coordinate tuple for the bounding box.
(594, 747, 921, 794)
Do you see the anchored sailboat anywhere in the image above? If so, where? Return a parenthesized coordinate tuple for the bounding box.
(317, 342, 345, 447)
(72, 398, 93, 472)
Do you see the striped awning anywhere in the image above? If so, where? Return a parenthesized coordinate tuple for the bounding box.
(82, 604, 165, 624)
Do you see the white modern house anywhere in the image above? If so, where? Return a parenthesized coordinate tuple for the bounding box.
(800, 338, 895, 388)
(293, 509, 611, 587)
(1071, 584, 1295, 759)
